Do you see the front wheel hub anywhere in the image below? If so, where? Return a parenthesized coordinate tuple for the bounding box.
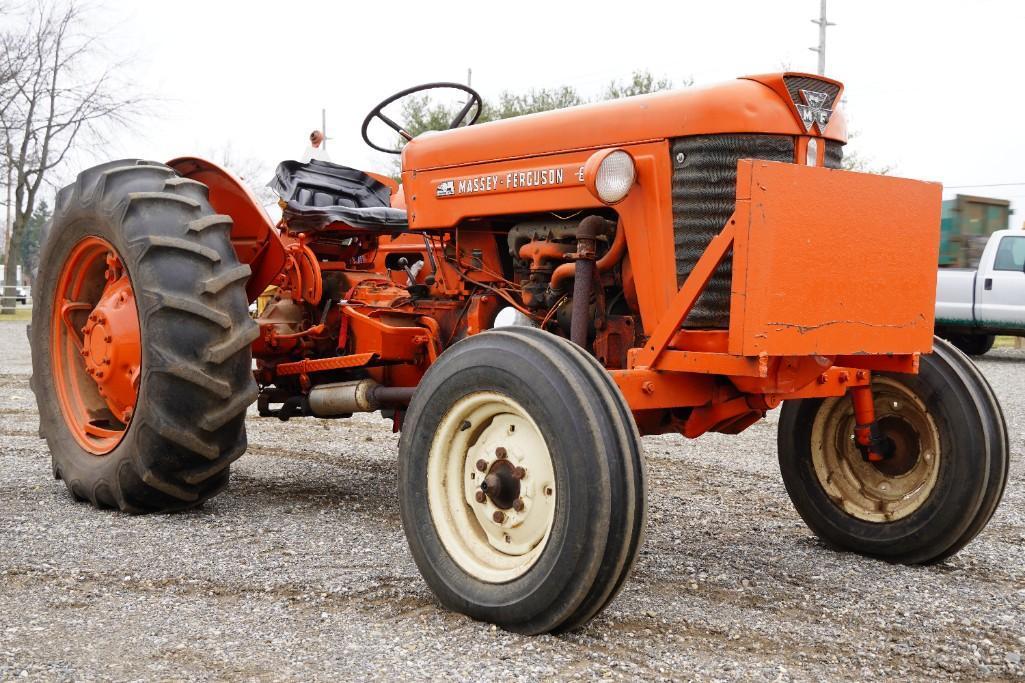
(427, 392, 557, 583)
(481, 459, 521, 509)
(812, 377, 941, 522)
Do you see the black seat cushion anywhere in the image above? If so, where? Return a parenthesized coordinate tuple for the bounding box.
(270, 159, 408, 232)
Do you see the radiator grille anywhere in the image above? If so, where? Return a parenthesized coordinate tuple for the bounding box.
(824, 139, 844, 169)
(670, 134, 795, 328)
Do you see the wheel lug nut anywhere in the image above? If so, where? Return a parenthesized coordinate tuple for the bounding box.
(475, 459, 487, 472)
(495, 447, 507, 459)
(104, 335, 112, 343)
(492, 510, 505, 523)
(513, 466, 525, 479)
(513, 498, 525, 512)
(544, 486, 553, 496)
(475, 491, 486, 504)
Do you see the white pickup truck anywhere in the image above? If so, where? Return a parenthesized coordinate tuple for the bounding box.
(936, 229, 1025, 355)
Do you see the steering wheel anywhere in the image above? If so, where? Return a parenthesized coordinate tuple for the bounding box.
(361, 82, 483, 155)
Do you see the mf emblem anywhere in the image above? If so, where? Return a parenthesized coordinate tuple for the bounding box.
(795, 89, 832, 132)
(436, 180, 454, 197)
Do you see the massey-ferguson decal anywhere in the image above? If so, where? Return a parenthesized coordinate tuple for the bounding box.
(436, 163, 585, 198)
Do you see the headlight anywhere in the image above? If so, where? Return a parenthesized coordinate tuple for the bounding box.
(806, 138, 819, 166)
(585, 148, 636, 204)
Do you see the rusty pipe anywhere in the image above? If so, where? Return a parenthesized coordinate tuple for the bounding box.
(568, 216, 611, 348)
(570, 259, 595, 347)
(372, 385, 417, 407)
(550, 217, 625, 290)
(517, 240, 574, 271)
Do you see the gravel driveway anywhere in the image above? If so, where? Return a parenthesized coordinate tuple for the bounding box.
(1, 319, 1023, 681)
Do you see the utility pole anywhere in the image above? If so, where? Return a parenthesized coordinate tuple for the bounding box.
(2, 143, 12, 310)
(321, 108, 328, 151)
(809, 0, 835, 75)
(467, 68, 472, 87)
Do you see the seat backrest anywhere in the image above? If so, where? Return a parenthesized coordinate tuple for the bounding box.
(271, 159, 392, 210)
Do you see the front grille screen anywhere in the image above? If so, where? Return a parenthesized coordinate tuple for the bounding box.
(670, 134, 795, 328)
(825, 139, 844, 169)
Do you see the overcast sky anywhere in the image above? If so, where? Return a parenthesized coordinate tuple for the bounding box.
(78, 1, 1025, 222)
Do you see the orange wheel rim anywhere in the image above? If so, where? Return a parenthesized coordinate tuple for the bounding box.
(51, 236, 141, 455)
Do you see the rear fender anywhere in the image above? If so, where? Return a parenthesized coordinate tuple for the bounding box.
(168, 156, 285, 302)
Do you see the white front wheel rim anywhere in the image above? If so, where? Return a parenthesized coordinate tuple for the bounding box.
(427, 392, 557, 583)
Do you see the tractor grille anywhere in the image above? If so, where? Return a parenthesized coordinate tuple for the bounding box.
(670, 134, 795, 328)
(824, 139, 844, 169)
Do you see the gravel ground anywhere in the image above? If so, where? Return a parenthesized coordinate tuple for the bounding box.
(1, 318, 1023, 682)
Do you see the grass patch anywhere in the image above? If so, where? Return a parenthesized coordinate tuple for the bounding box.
(994, 335, 1022, 349)
(0, 307, 32, 322)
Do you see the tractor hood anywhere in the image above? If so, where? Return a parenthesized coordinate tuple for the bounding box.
(402, 73, 846, 172)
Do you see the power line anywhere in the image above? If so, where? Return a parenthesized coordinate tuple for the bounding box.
(946, 182, 1025, 189)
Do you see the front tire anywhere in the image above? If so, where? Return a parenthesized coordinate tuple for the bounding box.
(30, 160, 259, 512)
(398, 327, 646, 634)
(777, 337, 1007, 564)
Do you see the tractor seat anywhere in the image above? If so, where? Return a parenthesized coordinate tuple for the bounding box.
(270, 159, 408, 233)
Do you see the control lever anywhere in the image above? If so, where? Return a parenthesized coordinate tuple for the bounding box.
(397, 257, 425, 287)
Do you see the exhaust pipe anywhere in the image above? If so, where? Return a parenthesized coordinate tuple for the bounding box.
(307, 380, 415, 418)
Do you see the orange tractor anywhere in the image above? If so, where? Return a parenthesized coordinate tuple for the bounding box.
(32, 73, 1008, 634)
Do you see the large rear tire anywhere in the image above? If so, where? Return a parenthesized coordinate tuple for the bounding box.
(777, 337, 1007, 563)
(30, 160, 259, 512)
(398, 328, 646, 634)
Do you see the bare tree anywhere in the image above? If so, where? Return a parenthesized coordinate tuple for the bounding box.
(207, 143, 277, 207)
(0, 1, 140, 313)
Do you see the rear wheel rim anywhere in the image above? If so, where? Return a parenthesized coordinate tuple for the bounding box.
(427, 392, 557, 583)
(810, 377, 941, 523)
(50, 236, 141, 455)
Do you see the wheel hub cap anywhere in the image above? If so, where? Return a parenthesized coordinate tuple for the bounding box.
(481, 459, 521, 510)
(463, 414, 554, 557)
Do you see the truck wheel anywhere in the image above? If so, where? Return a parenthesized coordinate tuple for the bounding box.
(398, 327, 646, 634)
(946, 333, 995, 356)
(30, 159, 258, 512)
(777, 337, 1007, 564)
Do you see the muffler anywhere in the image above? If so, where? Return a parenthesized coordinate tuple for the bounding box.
(306, 380, 415, 418)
